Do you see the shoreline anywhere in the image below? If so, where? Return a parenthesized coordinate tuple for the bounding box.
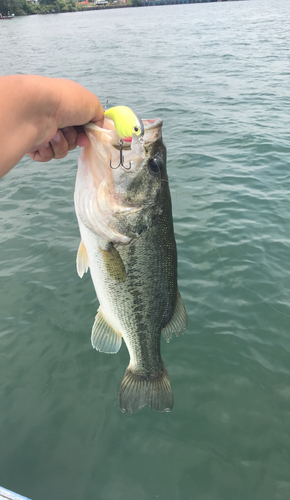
(4, 0, 247, 17)
(79, 0, 245, 11)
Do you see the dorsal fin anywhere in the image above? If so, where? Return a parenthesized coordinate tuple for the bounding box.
(162, 291, 188, 343)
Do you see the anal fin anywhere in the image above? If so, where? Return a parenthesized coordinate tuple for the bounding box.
(91, 307, 122, 354)
(162, 291, 188, 343)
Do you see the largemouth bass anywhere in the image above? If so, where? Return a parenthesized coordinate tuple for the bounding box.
(74, 117, 187, 413)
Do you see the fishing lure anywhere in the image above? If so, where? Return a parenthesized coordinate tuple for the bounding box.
(104, 105, 144, 143)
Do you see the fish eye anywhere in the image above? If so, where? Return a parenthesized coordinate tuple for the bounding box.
(148, 157, 162, 175)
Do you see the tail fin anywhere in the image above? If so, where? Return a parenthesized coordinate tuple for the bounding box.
(119, 365, 174, 414)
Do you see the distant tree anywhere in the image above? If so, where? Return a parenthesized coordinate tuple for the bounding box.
(23, 1, 53, 13)
(0, 0, 83, 15)
(38, 0, 54, 6)
(0, 0, 27, 15)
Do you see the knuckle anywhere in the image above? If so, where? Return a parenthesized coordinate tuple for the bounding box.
(38, 146, 53, 162)
(51, 133, 68, 159)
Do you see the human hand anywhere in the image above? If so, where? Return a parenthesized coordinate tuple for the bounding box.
(26, 77, 104, 163)
(27, 125, 89, 162)
(0, 75, 104, 177)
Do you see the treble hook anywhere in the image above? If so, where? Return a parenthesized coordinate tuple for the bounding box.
(110, 139, 131, 170)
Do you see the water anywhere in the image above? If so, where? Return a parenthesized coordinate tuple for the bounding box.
(1, 1, 290, 498)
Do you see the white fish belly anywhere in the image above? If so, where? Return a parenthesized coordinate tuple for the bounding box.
(77, 217, 126, 336)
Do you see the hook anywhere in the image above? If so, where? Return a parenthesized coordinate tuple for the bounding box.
(110, 140, 131, 170)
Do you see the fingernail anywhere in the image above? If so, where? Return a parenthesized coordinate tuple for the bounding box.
(44, 143, 50, 148)
(52, 132, 61, 143)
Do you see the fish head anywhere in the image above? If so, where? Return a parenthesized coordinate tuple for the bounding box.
(74, 117, 166, 244)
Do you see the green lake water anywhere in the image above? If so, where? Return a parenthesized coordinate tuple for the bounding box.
(1, 0, 290, 498)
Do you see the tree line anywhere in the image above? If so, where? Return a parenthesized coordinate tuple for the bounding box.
(0, 0, 86, 15)
(0, 0, 135, 16)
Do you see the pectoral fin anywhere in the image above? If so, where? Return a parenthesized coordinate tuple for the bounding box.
(91, 307, 122, 354)
(99, 243, 126, 282)
(162, 291, 188, 343)
(76, 241, 89, 278)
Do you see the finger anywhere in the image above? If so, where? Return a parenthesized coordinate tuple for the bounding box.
(54, 79, 104, 128)
(75, 125, 89, 147)
(76, 131, 90, 148)
(61, 126, 78, 151)
(50, 130, 69, 159)
(27, 143, 54, 162)
(94, 118, 104, 128)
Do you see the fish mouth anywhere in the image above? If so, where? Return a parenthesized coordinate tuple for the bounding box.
(84, 117, 163, 184)
(142, 118, 163, 131)
(85, 117, 163, 148)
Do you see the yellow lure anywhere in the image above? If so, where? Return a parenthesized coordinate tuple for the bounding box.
(104, 106, 144, 143)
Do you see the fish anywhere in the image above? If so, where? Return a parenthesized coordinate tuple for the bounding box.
(74, 116, 187, 413)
